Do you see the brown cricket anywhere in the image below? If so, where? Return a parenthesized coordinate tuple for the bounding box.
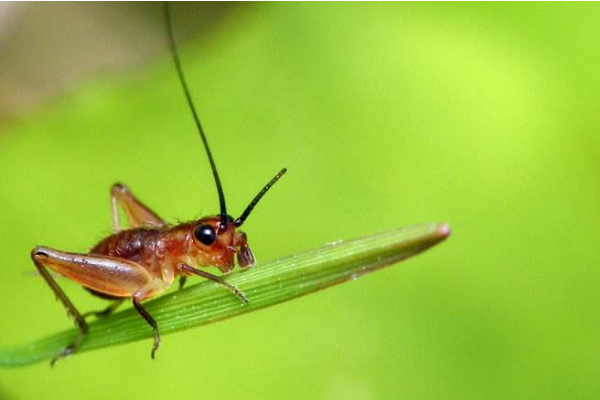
(31, 3, 286, 366)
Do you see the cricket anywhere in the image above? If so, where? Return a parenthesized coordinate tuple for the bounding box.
(31, 3, 287, 366)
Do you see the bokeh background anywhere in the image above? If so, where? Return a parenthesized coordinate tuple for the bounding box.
(1, 2, 599, 399)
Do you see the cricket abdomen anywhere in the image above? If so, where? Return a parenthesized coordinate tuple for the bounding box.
(91, 228, 161, 265)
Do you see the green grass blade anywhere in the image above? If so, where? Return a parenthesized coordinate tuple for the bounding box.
(0, 223, 450, 367)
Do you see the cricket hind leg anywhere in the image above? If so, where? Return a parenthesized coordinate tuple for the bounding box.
(31, 248, 89, 367)
(111, 183, 166, 232)
(31, 247, 160, 364)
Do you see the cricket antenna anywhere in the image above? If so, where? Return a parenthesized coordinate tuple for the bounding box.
(234, 168, 287, 227)
(164, 2, 228, 230)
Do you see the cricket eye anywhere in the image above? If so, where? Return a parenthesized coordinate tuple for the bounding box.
(194, 224, 217, 246)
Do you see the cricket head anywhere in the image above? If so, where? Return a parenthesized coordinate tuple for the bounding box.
(190, 215, 252, 274)
(190, 167, 287, 273)
(166, 1, 287, 275)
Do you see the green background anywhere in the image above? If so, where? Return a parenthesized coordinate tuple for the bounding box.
(1, 3, 599, 399)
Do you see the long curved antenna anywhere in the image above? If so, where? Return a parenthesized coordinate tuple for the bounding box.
(164, 2, 228, 230)
(234, 168, 287, 227)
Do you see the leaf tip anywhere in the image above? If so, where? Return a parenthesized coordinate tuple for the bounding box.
(437, 223, 451, 240)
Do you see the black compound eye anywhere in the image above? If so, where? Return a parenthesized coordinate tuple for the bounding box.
(194, 224, 217, 246)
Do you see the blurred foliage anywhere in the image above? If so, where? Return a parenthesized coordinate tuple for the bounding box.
(1, 2, 599, 400)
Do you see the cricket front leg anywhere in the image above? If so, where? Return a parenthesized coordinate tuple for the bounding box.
(176, 263, 248, 304)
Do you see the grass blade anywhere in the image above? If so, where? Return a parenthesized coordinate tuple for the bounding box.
(0, 223, 450, 367)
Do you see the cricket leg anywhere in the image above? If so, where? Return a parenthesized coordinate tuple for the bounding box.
(31, 249, 89, 367)
(111, 183, 166, 232)
(83, 299, 125, 319)
(31, 247, 160, 365)
(176, 263, 248, 304)
(178, 276, 187, 291)
(132, 279, 171, 359)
